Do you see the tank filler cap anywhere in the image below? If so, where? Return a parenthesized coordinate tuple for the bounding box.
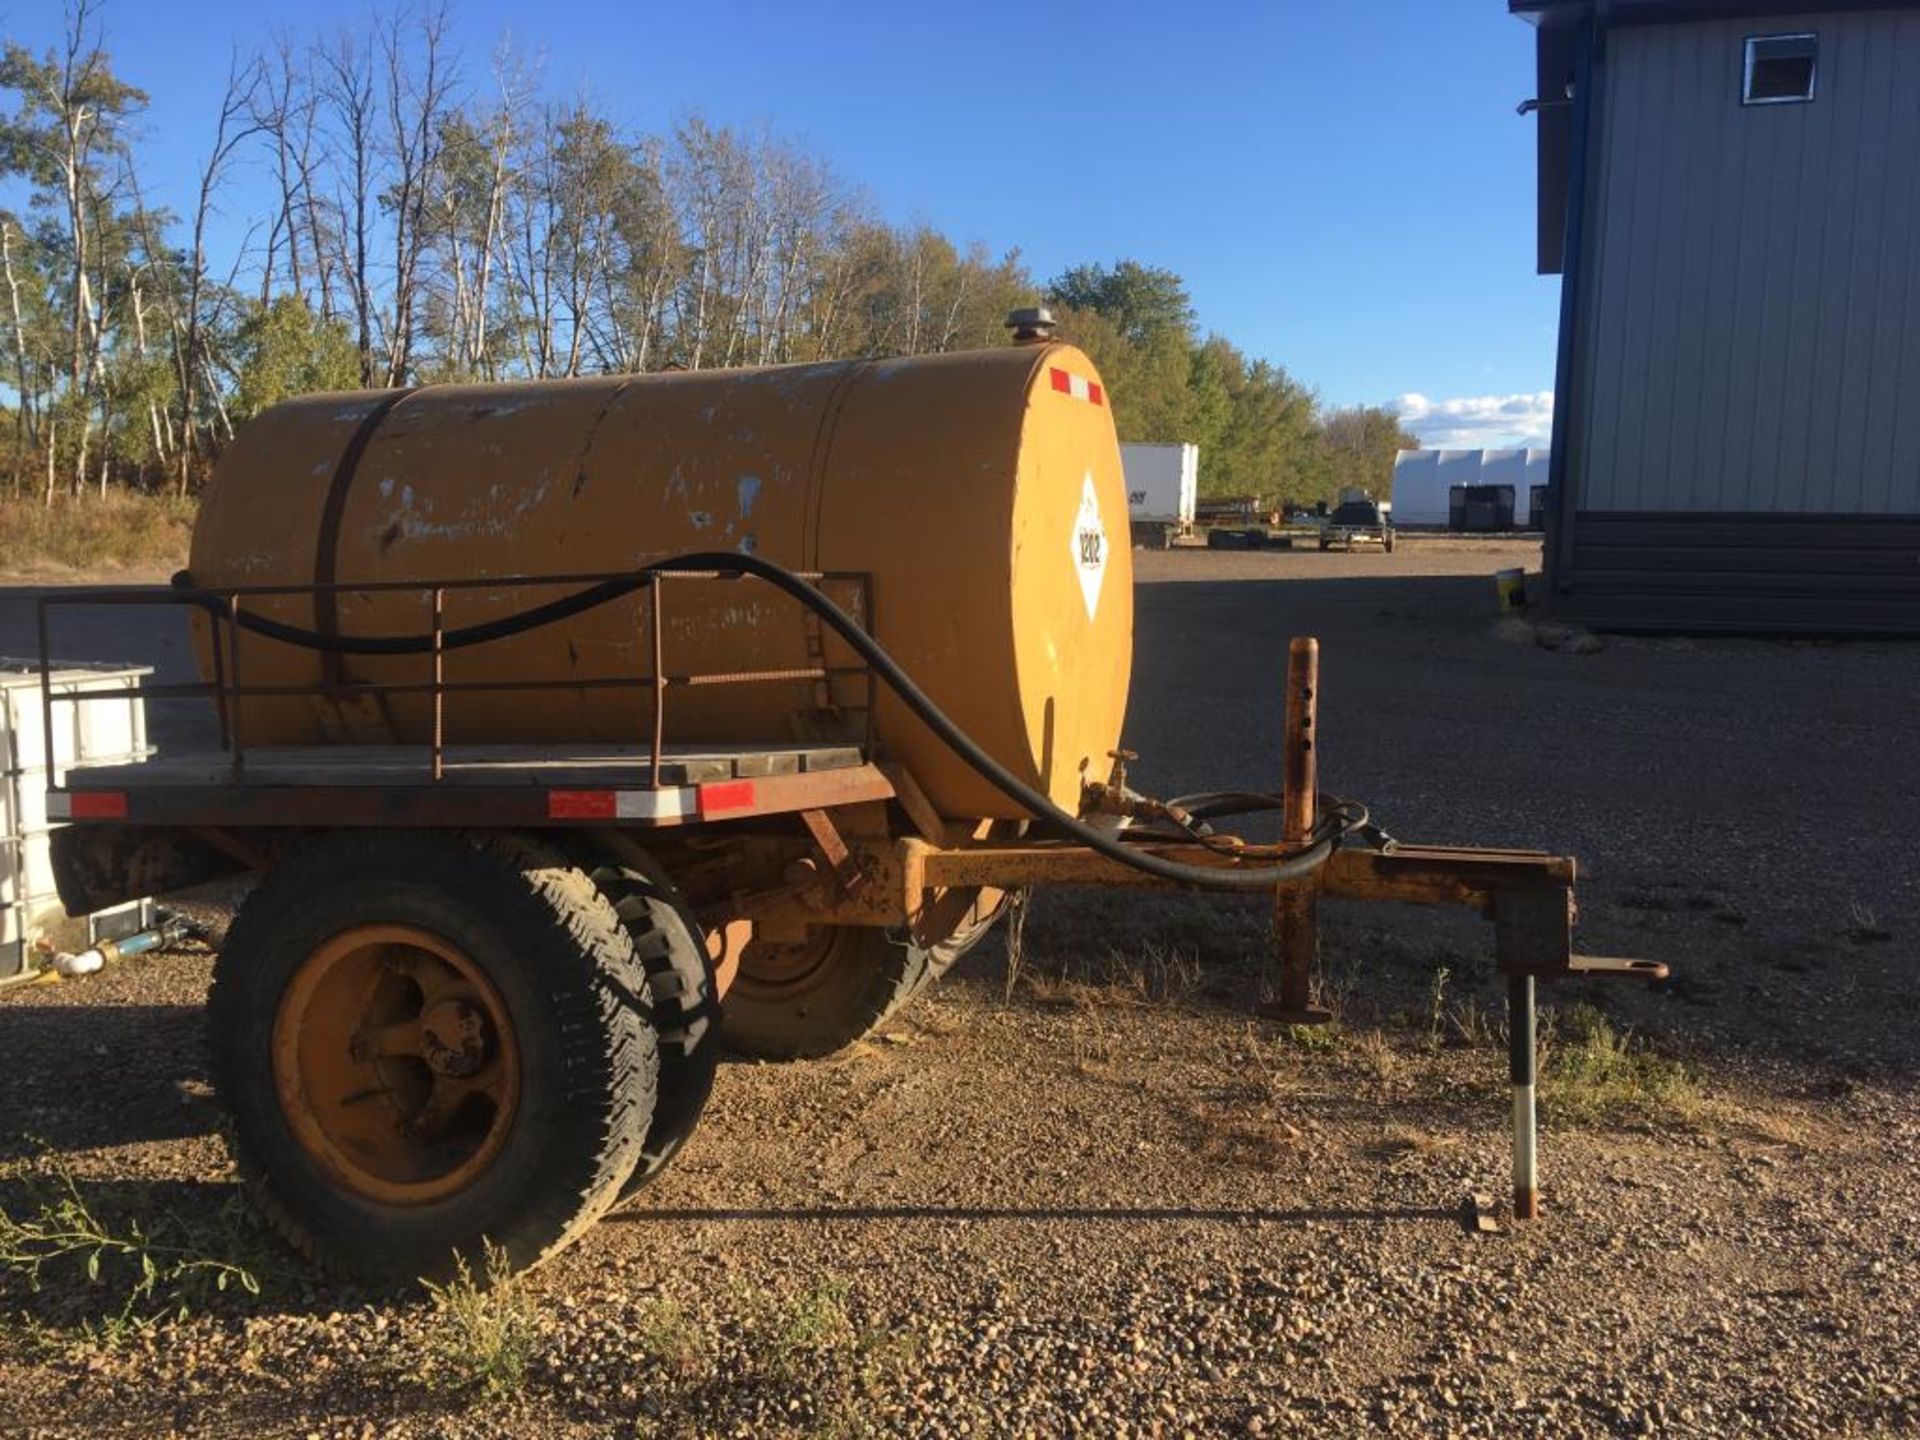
(1006, 306, 1056, 344)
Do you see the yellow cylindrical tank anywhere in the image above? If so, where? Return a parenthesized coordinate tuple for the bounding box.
(187, 344, 1133, 819)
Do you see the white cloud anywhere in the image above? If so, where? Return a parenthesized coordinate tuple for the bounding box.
(1390, 391, 1554, 450)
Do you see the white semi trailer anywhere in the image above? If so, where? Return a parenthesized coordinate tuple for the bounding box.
(1121, 442, 1198, 549)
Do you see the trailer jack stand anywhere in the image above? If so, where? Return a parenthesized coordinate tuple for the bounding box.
(1509, 974, 1539, 1219)
(1248, 634, 1671, 1220)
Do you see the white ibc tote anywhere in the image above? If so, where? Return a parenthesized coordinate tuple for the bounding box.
(0, 662, 155, 982)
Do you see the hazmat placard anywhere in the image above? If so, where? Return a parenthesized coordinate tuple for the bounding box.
(1072, 471, 1107, 620)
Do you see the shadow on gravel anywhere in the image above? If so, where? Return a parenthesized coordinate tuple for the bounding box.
(1, 1003, 219, 1154)
(611, 1202, 1457, 1226)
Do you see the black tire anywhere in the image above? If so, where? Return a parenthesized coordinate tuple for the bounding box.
(724, 894, 1008, 1061)
(565, 835, 720, 1195)
(207, 830, 656, 1284)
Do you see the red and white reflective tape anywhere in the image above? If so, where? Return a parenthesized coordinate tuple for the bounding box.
(1048, 366, 1104, 406)
(546, 778, 759, 823)
(46, 791, 128, 820)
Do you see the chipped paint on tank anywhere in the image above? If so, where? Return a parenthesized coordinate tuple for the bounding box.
(737, 476, 761, 517)
(380, 474, 555, 543)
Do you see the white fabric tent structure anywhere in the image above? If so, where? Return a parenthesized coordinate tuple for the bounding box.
(1391, 448, 1551, 528)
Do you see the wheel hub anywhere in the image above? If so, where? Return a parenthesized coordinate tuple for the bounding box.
(420, 998, 489, 1078)
(272, 924, 521, 1205)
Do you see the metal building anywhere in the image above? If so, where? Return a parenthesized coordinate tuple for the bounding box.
(1514, 0, 1920, 632)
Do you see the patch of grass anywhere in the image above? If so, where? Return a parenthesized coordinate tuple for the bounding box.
(1281, 1020, 1343, 1052)
(1017, 939, 1203, 1010)
(729, 1279, 916, 1437)
(0, 492, 195, 573)
(633, 1294, 708, 1381)
(421, 1239, 540, 1401)
(0, 1149, 262, 1343)
(1541, 1003, 1701, 1127)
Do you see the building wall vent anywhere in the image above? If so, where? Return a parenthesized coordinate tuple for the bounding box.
(1744, 33, 1817, 105)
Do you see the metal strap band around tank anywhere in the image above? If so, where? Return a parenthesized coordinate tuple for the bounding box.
(800, 362, 872, 715)
(311, 387, 420, 697)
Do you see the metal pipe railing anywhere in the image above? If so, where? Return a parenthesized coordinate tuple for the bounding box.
(37, 565, 876, 787)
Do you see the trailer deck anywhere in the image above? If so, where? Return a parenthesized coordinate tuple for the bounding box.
(49, 743, 890, 828)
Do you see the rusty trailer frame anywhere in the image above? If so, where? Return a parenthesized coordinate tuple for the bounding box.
(36, 570, 1663, 1222)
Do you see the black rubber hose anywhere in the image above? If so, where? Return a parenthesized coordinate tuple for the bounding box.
(176, 572, 649, 655)
(176, 553, 1361, 890)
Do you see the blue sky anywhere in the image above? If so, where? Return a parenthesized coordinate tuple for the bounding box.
(8, 0, 1559, 446)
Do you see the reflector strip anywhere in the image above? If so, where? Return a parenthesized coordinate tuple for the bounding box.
(548, 789, 616, 819)
(67, 791, 129, 820)
(1048, 366, 1104, 406)
(622, 789, 695, 820)
(698, 779, 757, 816)
(546, 788, 699, 821)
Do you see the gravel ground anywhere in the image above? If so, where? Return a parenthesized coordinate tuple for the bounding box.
(2, 537, 1917, 1438)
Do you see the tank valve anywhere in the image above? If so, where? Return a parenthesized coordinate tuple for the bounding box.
(1006, 306, 1056, 344)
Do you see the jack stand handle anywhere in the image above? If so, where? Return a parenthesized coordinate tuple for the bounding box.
(1263, 637, 1330, 1025)
(1510, 974, 1539, 1219)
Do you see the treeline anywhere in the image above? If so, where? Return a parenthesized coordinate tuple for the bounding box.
(1, 2, 1409, 507)
(1048, 262, 1416, 504)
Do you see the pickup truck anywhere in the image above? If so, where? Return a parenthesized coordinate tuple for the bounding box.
(1318, 499, 1395, 553)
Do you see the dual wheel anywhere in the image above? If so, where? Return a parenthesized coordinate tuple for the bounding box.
(208, 830, 717, 1284)
(208, 830, 998, 1283)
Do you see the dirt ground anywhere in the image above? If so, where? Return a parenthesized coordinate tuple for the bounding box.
(2, 536, 1917, 1438)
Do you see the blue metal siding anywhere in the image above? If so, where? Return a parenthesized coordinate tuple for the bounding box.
(1570, 9, 1920, 516)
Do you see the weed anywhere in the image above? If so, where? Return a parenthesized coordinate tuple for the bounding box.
(1541, 1003, 1701, 1126)
(1014, 938, 1202, 1010)
(421, 1239, 540, 1401)
(729, 1278, 916, 1436)
(1130, 941, 1202, 1004)
(1365, 1123, 1456, 1164)
(1239, 1021, 1281, 1092)
(1068, 1012, 1118, 1077)
(1352, 1026, 1401, 1084)
(1000, 889, 1031, 1003)
(1282, 1021, 1343, 1053)
(1845, 901, 1893, 946)
(0, 1150, 261, 1341)
(633, 1294, 709, 1382)
(1446, 994, 1500, 1049)
(1424, 966, 1451, 1051)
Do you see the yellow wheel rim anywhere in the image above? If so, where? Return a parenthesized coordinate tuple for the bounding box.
(272, 924, 521, 1205)
(734, 926, 865, 1002)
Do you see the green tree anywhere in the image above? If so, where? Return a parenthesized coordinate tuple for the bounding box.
(1314, 404, 1420, 502)
(232, 293, 361, 421)
(1047, 260, 1195, 347)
